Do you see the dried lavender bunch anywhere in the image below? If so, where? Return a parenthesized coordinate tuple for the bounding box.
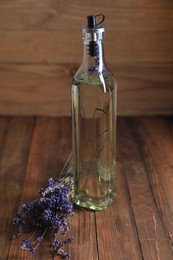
(13, 176, 74, 259)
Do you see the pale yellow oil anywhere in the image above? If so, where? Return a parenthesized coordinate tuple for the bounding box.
(72, 75, 116, 210)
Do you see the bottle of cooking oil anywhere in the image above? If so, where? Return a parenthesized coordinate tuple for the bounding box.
(71, 14, 117, 210)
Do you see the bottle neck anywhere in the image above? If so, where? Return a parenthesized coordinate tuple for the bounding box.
(82, 40, 105, 72)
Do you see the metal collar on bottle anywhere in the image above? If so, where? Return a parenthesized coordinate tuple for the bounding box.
(81, 14, 105, 41)
(81, 27, 105, 41)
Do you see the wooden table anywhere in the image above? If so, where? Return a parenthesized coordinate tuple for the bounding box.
(0, 116, 173, 259)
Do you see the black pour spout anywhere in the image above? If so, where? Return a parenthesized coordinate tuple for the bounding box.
(85, 14, 105, 56)
(87, 14, 105, 28)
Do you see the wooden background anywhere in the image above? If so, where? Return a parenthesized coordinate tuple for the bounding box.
(0, 0, 173, 116)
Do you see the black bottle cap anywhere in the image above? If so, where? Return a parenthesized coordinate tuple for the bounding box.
(87, 14, 105, 28)
(81, 14, 105, 42)
(87, 16, 96, 28)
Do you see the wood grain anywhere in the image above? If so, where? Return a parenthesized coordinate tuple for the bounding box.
(96, 162, 143, 260)
(8, 117, 98, 259)
(0, 0, 173, 115)
(117, 118, 173, 259)
(69, 208, 98, 260)
(0, 117, 34, 259)
(0, 0, 173, 31)
(0, 116, 173, 259)
(133, 117, 173, 246)
(0, 63, 173, 116)
(9, 117, 72, 259)
(0, 31, 173, 64)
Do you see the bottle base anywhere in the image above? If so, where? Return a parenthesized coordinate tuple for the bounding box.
(75, 193, 115, 211)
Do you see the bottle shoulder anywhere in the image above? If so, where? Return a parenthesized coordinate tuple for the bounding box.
(73, 66, 117, 87)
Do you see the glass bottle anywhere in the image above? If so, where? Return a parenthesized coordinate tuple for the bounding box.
(71, 14, 117, 211)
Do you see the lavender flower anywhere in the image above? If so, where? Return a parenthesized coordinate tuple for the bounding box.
(13, 176, 74, 259)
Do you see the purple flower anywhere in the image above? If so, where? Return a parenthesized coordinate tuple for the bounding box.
(13, 176, 74, 259)
(88, 66, 97, 72)
(21, 239, 34, 253)
(64, 237, 74, 244)
(37, 236, 43, 242)
(53, 240, 61, 248)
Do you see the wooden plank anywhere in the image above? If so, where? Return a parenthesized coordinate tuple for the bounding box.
(0, 0, 173, 31)
(0, 0, 173, 116)
(9, 117, 69, 259)
(0, 63, 72, 116)
(9, 117, 98, 259)
(117, 118, 173, 259)
(1, 116, 173, 259)
(0, 63, 173, 116)
(133, 117, 173, 246)
(117, 63, 173, 116)
(96, 163, 143, 260)
(69, 208, 98, 260)
(0, 31, 173, 63)
(0, 117, 34, 259)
